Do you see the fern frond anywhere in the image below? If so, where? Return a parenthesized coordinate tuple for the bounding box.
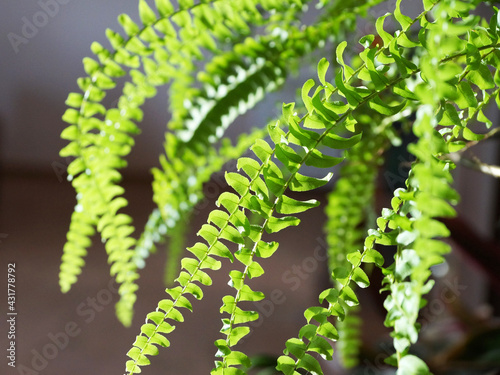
(170, 35, 288, 149)
(163, 218, 190, 286)
(324, 132, 386, 368)
(377, 2, 500, 369)
(325, 134, 385, 275)
(166, 0, 318, 130)
(59, 210, 95, 293)
(170, 0, 387, 153)
(277, 237, 384, 375)
(335, 305, 362, 369)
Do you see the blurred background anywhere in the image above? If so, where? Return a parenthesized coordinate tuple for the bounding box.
(1, 1, 500, 374)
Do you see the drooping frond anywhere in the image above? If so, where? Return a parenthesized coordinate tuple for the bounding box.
(324, 131, 386, 368)
(377, 1, 500, 369)
(59, 210, 95, 292)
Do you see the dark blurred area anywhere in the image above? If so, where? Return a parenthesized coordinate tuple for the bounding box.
(1, 1, 500, 375)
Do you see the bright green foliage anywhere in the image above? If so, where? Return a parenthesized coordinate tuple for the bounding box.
(150, 126, 269, 285)
(324, 131, 386, 368)
(59, 0, 322, 326)
(58, 0, 385, 327)
(58, 0, 500, 374)
(126, 70, 368, 374)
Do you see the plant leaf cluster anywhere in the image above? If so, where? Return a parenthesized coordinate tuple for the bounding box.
(58, 0, 500, 373)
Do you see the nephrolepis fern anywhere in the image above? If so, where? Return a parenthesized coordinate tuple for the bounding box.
(58, 0, 500, 374)
(125, 60, 366, 374)
(59, 0, 387, 327)
(59, 0, 330, 326)
(124, 0, 437, 363)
